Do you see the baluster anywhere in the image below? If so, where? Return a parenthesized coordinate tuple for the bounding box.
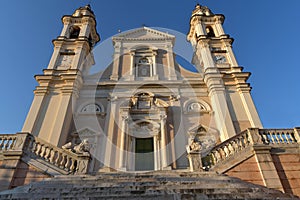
(279, 132, 285, 144)
(65, 156, 71, 171)
(228, 142, 234, 155)
(39, 144, 46, 158)
(0, 138, 4, 149)
(60, 154, 67, 169)
(55, 151, 62, 166)
(210, 152, 216, 165)
(213, 151, 221, 163)
(232, 140, 239, 152)
(243, 134, 248, 147)
(35, 143, 42, 156)
(236, 137, 242, 151)
(70, 158, 76, 173)
(260, 132, 268, 144)
(223, 145, 229, 157)
(8, 137, 14, 149)
(32, 141, 38, 154)
(268, 132, 273, 143)
(4, 138, 9, 150)
(240, 135, 245, 148)
(49, 150, 56, 164)
(272, 132, 278, 144)
(44, 147, 51, 161)
(219, 148, 225, 159)
(245, 133, 250, 146)
(290, 132, 297, 143)
(281, 132, 288, 144)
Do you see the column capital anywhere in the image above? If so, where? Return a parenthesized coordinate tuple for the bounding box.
(121, 115, 129, 121)
(160, 114, 167, 121)
(198, 39, 210, 48)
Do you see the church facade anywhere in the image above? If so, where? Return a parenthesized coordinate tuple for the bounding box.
(0, 4, 299, 198)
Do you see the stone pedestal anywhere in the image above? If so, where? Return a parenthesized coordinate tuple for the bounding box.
(187, 152, 203, 172)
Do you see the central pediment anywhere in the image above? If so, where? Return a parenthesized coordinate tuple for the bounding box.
(112, 27, 175, 43)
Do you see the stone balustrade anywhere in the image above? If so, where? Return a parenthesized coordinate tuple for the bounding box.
(203, 128, 300, 169)
(203, 129, 251, 168)
(0, 134, 18, 150)
(258, 129, 300, 145)
(0, 133, 90, 175)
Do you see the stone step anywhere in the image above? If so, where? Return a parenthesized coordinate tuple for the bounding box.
(0, 171, 297, 199)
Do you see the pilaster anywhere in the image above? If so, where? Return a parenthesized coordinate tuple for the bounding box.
(103, 96, 118, 169)
(166, 44, 177, 80)
(200, 38, 236, 140)
(254, 145, 284, 192)
(110, 42, 121, 81)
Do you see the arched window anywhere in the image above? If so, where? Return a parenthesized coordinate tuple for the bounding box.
(70, 26, 81, 39)
(205, 26, 215, 37)
(137, 57, 151, 77)
(81, 104, 101, 113)
(187, 102, 206, 112)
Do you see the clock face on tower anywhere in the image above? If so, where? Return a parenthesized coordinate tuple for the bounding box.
(213, 54, 227, 64)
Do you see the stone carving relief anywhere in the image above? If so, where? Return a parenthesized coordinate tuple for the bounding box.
(129, 121, 160, 138)
(57, 54, 74, 69)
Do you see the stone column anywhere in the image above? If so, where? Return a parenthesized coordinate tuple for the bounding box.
(160, 114, 168, 169)
(129, 51, 135, 79)
(152, 50, 158, 79)
(59, 20, 70, 38)
(79, 20, 90, 38)
(118, 115, 128, 171)
(195, 21, 205, 37)
(214, 17, 225, 36)
(153, 135, 160, 170)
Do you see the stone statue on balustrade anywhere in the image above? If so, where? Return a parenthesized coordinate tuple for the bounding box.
(62, 139, 90, 156)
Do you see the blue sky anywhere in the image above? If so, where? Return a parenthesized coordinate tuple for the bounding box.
(0, 0, 299, 133)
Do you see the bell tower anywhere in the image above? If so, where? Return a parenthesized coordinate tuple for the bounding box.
(22, 5, 100, 146)
(187, 4, 262, 141)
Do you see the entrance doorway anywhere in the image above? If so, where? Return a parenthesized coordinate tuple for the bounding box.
(135, 138, 154, 171)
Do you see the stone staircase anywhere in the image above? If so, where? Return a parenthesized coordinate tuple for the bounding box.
(0, 171, 298, 199)
(202, 128, 300, 173)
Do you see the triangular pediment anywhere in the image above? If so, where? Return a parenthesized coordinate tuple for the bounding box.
(113, 27, 175, 42)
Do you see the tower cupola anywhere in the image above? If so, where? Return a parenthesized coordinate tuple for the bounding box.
(192, 3, 213, 17)
(72, 4, 95, 18)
